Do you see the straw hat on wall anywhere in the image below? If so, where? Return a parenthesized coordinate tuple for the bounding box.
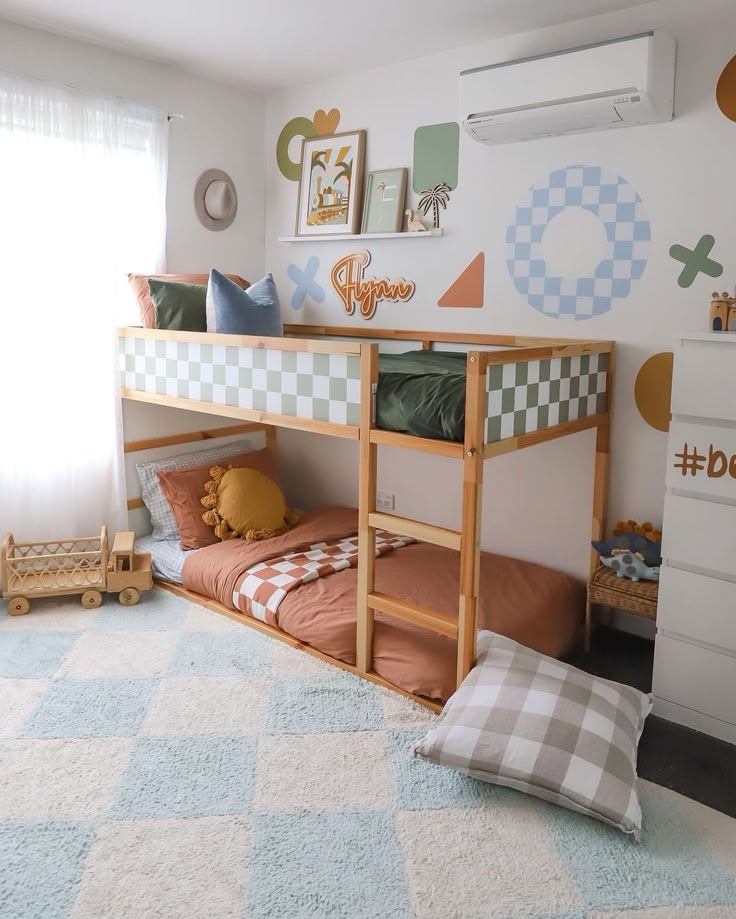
(194, 169, 238, 231)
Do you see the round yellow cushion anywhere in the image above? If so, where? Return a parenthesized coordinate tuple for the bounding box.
(200, 466, 298, 541)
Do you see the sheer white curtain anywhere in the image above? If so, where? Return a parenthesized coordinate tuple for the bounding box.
(0, 74, 168, 540)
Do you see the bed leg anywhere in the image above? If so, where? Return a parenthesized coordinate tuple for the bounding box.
(588, 347, 613, 651)
(356, 343, 379, 674)
(584, 598, 593, 653)
(457, 353, 486, 689)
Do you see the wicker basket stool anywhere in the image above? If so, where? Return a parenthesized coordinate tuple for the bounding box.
(585, 565, 659, 651)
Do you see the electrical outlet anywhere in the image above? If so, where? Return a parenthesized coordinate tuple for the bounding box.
(376, 490, 395, 511)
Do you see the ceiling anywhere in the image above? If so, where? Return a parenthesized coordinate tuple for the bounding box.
(0, 0, 651, 90)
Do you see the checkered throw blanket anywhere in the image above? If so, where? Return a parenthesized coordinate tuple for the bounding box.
(233, 531, 415, 622)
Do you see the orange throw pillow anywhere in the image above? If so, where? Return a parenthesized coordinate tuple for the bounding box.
(156, 448, 279, 550)
(128, 272, 249, 328)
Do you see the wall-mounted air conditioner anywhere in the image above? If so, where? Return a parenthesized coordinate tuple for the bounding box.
(460, 31, 676, 145)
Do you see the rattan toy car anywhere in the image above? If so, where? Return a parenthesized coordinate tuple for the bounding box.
(1, 528, 152, 616)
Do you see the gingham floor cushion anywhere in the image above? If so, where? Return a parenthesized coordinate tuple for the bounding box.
(136, 440, 252, 541)
(414, 631, 653, 837)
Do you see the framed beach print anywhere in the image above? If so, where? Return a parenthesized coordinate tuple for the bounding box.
(295, 130, 366, 237)
(361, 168, 408, 234)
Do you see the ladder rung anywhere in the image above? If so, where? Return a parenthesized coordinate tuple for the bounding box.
(367, 591, 459, 639)
(368, 512, 461, 551)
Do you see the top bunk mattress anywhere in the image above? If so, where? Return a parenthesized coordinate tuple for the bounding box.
(377, 350, 466, 441)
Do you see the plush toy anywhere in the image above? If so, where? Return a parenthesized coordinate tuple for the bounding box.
(601, 551, 660, 582)
(201, 465, 299, 541)
(592, 519, 662, 567)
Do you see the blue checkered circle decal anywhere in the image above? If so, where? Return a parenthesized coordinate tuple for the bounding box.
(506, 164, 651, 319)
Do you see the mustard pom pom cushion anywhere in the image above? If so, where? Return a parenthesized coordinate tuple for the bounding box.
(201, 465, 298, 541)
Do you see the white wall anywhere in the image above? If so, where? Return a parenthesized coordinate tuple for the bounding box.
(0, 19, 265, 280)
(266, 0, 736, 581)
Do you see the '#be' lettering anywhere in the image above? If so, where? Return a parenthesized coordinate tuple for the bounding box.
(707, 445, 736, 478)
(673, 442, 736, 478)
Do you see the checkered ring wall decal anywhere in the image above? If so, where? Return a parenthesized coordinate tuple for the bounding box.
(119, 337, 362, 426)
(506, 164, 651, 320)
(485, 353, 608, 443)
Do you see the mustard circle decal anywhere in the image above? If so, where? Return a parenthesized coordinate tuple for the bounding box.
(634, 352, 674, 432)
(716, 54, 736, 122)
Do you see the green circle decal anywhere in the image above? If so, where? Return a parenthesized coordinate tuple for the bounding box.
(276, 116, 316, 181)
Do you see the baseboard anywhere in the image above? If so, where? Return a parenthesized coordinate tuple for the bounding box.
(653, 697, 736, 746)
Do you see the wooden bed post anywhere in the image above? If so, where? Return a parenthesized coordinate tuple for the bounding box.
(356, 343, 379, 673)
(586, 344, 615, 651)
(265, 424, 277, 456)
(457, 352, 486, 688)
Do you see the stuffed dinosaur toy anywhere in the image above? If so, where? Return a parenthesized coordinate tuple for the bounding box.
(600, 551, 660, 582)
(592, 519, 662, 567)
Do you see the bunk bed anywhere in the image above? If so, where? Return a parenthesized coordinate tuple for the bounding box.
(120, 323, 614, 710)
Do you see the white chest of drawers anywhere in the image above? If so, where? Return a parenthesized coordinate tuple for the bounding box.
(653, 332, 736, 744)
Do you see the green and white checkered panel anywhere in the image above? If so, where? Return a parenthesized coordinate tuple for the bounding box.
(119, 336, 361, 426)
(485, 352, 608, 443)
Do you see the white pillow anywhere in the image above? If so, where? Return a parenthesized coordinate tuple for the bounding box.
(135, 440, 252, 541)
(414, 631, 652, 837)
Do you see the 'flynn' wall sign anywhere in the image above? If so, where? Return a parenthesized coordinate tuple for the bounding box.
(330, 250, 415, 320)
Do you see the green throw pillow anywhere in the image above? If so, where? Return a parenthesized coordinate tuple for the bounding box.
(148, 278, 207, 331)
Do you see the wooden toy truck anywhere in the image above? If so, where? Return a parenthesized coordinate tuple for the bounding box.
(1, 527, 152, 616)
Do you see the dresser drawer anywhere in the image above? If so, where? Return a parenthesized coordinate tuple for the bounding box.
(662, 493, 736, 578)
(671, 339, 736, 422)
(658, 566, 736, 654)
(653, 634, 736, 726)
(666, 421, 736, 501)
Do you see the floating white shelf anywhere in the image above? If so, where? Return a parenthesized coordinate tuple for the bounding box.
(277, 229, 443, 243)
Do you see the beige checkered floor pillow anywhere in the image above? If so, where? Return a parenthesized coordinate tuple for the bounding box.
(414, 631, 652, 836)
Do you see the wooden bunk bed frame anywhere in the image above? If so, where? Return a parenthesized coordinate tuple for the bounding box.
(120, 323, 614, 711)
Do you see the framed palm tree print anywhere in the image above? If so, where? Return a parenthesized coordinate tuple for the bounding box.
(361, 168, 407, 234)
(295, 130, 366, 236)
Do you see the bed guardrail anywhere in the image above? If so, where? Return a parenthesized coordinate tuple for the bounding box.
(118, 327, 364, 440)
(481, 341, 612, 456)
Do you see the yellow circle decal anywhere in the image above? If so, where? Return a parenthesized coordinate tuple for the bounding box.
(634, 352, 674, 432)
(717, 54, 736, 122)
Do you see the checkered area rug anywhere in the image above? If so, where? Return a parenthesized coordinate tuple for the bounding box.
(2, 589, 736, 919)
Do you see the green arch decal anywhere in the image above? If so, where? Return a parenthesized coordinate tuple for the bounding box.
(276, 116, 317, 181)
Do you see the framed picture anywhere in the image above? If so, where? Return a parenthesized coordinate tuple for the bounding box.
(295, 130, 366, 236)
(361, 168, 408, 234)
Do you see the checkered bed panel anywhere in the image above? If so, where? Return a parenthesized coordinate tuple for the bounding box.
(119, 336, 361, 426)
(485, 352, 608, 443)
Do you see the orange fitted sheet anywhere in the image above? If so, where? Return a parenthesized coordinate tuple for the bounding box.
(183, 507, 584, 702)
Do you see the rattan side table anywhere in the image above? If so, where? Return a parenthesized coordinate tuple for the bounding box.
(585, 565, 659, 651)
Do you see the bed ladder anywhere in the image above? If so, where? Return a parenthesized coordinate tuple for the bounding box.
(356, 345, 486, 691)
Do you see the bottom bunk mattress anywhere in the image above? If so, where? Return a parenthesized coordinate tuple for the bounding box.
(182, 507, 584, 702)
(135, 535, 197, 585)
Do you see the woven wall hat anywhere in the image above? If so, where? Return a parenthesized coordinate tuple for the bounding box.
(194, 168, 238, 230)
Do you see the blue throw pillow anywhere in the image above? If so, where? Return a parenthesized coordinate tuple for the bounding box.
(207, 269, 283, 336)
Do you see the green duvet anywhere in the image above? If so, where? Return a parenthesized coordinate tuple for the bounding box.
(377, 350, 466, 442)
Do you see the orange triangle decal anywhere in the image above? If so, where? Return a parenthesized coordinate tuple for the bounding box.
(438, 253, 485, 308)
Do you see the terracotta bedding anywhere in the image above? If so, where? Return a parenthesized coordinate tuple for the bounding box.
(182, 506, 584, 702)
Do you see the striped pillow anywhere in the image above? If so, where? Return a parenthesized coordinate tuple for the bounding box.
(414, 631, 652, 836)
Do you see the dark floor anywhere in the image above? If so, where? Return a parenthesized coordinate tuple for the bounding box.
(566, 626, 736, 819)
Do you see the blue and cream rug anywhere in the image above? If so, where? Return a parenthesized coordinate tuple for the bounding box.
(1, 588, 736, 919)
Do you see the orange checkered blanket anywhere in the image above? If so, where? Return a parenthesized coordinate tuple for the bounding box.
(233, 531, 416, 622)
